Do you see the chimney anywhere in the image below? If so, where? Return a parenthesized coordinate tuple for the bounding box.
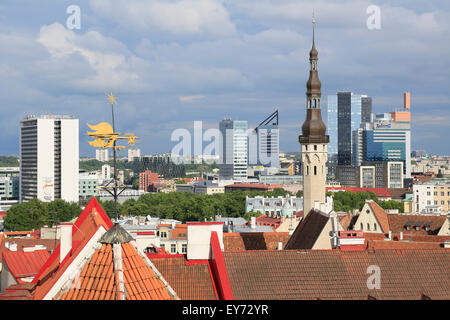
(388, 230, 392, 240)
(251, 217, 256, 230)
(59, 223, 73, 264)
(186, 222, 224, 260)
(400, 231, 403, 240)
(171, 221, 176, 229)
(277, 242, 283, 250)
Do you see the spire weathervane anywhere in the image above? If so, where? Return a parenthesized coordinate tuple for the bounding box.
(86, 93, 139, 223)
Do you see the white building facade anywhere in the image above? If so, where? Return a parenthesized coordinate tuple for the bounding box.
(20, 115, 79, 203)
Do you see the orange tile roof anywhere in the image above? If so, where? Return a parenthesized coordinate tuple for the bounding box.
(31, 197, 114, 300)
(223, 249, 450, 299)
(54, 242, 175, 300)
(171, 224, 187, 240)
(3, 249, 50, 280)
(151, 256, 217, 300)
(368, 201, 390, 233)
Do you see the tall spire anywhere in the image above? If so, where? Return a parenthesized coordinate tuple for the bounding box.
(299, 14, 328, 144)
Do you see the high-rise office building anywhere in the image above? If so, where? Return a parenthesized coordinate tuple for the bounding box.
(327, 92, 371, 176)
(219, 119, 248, 180)
(249, 110, 279, 169)
(361, 95, 372, 124)
(363, 93, 411, 178)
(299, 19, 329, 216)
(337, 92, 361, 165)
(95, 149, 109, 162)
(20, 115, 79, 203)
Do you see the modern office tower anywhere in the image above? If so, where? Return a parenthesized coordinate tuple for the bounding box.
(337, 92, 362, 165)
(250, 110, 279, 168)
(299, 19, 329, 216)
(128, 148, 141, 162)
(95, 149, 109, 162)
(219, 118, 248, 180)
(363, 102, 411, 178)
(336, 161, 403, 188)
(20, 115, 79, 203)
(361, 95, 372, 124)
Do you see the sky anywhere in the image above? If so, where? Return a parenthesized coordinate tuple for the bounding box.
(1, 0, 449, 157)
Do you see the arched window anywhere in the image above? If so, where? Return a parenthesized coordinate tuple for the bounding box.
(367, 223, 370, 231)
(306, 166, 309, 175)
(314, 166, 317, 175)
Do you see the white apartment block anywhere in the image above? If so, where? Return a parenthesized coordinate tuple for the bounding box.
(128, 148, 141, 162)
(95, 149, 109, 162)
(413, 182, 450, 214)
(20, 115, 79, 203)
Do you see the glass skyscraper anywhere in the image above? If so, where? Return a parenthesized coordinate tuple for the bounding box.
(219, 119, 248, 180)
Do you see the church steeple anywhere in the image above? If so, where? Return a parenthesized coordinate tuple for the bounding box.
(298, 16, 329, 217)
(299, 17, 329, 144)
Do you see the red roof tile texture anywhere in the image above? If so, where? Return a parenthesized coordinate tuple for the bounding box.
(223, 232, 290, 251)
(55, 242, 174, 300)
(150, 256, 217, 300)
(368, 201, 390, 233)
(387, 214, 446, 235)
(223, 249, 450, 300)
(3, 249, 50, 279)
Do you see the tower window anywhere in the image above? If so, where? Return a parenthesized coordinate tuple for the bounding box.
(314, 166, 317, 175)
(314, 145, 317, 151)
(307, 166, 309, 175)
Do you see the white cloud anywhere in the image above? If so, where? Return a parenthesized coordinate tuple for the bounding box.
(179, 95, 206, 102)
(89, 0, 236, 37)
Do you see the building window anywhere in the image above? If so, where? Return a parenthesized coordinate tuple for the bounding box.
(182, 244, 187, 254)
(374, 224, 377, 231)
(171, 244, 176, 253)
(314, 166, 317, 175)
(367, 223, 370, 231)
(160, 231, 167, 238)
(314, 145, 317, 151)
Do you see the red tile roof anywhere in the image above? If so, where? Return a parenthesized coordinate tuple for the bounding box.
(28, 198, 178, 300)
(150, 256, 217, 300)
(2, 249, 50, 280)
(31, 197, 114, 300)
(223, 232, 290, 251)
(0, 238, 58, 261)
(368, 201, 390, 233)
(170, 224, 187, 240)
(54, 242, 175, 300)
(387, 214, 446, 235)
(326, 187, 392, 198)
(223, 249, 450, 299)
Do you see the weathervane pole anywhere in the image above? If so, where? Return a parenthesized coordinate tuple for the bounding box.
(109, 93, 119, 224)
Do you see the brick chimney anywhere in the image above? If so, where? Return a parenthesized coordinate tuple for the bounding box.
(59, 223, 73, 263)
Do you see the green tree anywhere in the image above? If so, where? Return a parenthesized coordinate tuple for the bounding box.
(4, 199, 49, 231)
(296, 190, 303, 198)
(47, 199, 82, 224)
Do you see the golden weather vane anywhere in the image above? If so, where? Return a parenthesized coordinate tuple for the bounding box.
(85, 93, 140, 223)
(86, 93, 138, 151)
